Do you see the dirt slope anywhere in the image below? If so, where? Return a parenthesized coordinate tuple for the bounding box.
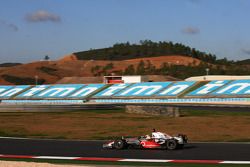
(0, 54, 202, 85)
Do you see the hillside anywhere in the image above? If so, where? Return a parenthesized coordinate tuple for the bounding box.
(0, 63, 22, 67)
(0, 55, 201, 85)
(74, 40, 218, 63)
(0, 41, 249, 85)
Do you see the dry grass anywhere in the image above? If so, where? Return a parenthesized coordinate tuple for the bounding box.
(0, 109, 249, 142)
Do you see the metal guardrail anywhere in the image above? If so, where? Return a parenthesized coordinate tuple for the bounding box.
(93, 98, 250, 104)
(0, 98, 249, 105)
(1, 100, 85, 105)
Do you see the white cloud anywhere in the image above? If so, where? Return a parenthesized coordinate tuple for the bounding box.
(25, 10, 61, 23)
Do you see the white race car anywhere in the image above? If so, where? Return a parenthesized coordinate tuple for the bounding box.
(103, 130, 188, 150)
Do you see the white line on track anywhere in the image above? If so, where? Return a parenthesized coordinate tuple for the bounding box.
(221, 161, 250, 164)
(35, 156, 80, 160)
(119, 159, 171, 162)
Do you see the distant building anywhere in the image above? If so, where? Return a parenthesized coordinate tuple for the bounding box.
(104, 75, 179, 84)
(57, 75, 179, 84)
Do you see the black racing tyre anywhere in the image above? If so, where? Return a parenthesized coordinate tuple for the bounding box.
(114, 140, 126, 149)
(166, 139, 177, 150)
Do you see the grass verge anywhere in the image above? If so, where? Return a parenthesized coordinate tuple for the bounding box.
(0, 108, 249, 142)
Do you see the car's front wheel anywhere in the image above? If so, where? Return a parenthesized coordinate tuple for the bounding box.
(114, 139, 126, 149)
(166, 139, 177, 150)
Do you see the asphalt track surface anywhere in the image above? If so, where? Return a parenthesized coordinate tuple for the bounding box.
(0, 138, 249, 161)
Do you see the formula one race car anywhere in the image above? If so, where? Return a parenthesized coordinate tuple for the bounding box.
(103, 130, 188, 150)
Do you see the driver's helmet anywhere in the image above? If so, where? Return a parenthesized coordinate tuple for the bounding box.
(145, 135, 151, 140)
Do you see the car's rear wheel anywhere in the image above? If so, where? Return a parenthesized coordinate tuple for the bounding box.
(114, 140, 126, 149)
(166, 139, 177, 150)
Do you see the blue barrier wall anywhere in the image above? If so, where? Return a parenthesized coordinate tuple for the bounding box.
(15, 85, 51, 99)
(156, 81, 196, 97)
(93, 81, 196, 98)
(0, 86, 13, 94)
(187, 80, 250, 97)
(33, 84, 85, 98)
(0, 84, 105, 100)
(114, 82, 172, 97)
(94, 83, 131, 97)
(187, 80, 230, 96)
(68, 84, 105, 98)
(212, 80, 250, 96)
(0, 80, 250, 100)
(0, 85, 31, 99)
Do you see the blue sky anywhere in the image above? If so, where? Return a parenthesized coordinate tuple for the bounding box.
(0, 0, 250, 63)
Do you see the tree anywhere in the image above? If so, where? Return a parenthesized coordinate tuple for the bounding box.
(136, 60, 146, 75)
(103, 63, 114, 71)
(145, 60, 156, 74)
(124, 65, 135, 75)
(91, 65, 101, 75)
(159, 62, 170, 75)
